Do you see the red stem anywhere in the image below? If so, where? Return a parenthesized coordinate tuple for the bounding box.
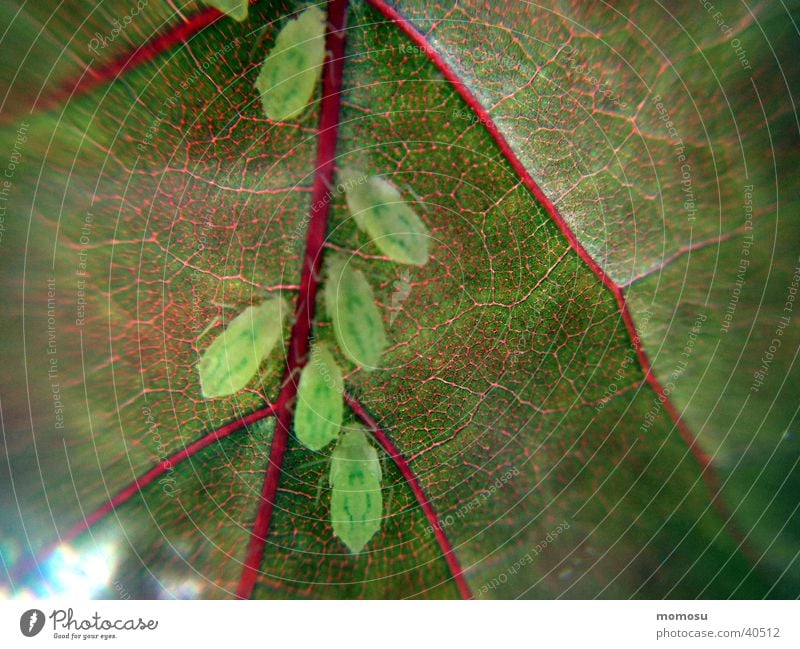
(26, 6, 227, 118)
(9, 403, 276, 588)
(235, 0, 350, 600)
(346, 394, 474, 599)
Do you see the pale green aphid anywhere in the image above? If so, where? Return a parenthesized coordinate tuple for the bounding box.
(254, 6, 327, 121)
(294, 343, 344, 450)
(198, 297, 289, 398)
(203, 0, 248, 22)
(324, 255, 387, 371)
(343, 172, 430, 266)
(329, 427, 383, 554)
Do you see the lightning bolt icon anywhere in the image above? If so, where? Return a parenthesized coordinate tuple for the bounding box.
(28, 611, 38, 632)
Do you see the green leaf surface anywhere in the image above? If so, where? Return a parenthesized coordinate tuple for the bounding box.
(0, 0, 796, 599)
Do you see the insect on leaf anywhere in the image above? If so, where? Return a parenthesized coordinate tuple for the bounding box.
(324, 255, 387, 371)
(202, 0, 249, 22)
(329, 427, 383, 554)
(343, 173, 430, 266)
(254, 6, 327, 121)
(198, 297, 289, 398)
(294, 343, 344, 451)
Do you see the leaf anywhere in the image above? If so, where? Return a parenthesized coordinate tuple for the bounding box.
(254, 5, 327, 121)
(0, 0, 796, 600)
(294, 343, 344, 450)
(198, 297, 289, 398)
(324, 253, 388, 371)
(343, 172, 430, 266)
(329, 427, 383, 554)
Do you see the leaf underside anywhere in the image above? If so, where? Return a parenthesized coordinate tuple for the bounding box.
(0, 0, 797, 600)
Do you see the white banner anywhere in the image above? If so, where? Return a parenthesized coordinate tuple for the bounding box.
(0, 600, 797, 648)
